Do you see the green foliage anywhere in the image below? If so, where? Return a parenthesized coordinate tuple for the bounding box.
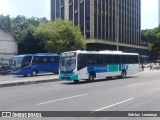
(34, 19, 86, 53)
(0, 14, 11, 32)
(11, 15, 48, 54)
(141, 27, 160, 60)
(147, 43, 153, 51)
(1, 15, 86, 54)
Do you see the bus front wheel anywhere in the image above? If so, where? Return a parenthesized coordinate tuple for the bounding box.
(88, 73, 95, 82)
(31, 70, 37, 76)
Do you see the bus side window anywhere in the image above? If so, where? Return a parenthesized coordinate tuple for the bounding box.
(54, 56, 60, 63)
(22, 56, 32, 67)
(49, 57, 55, 62)
(78, 54, 87, 70)
(48, 56, 59, 63)
(88, 55, 96, 65)
(105, 55, 113, 64)
(121, 55, 127, 64)
(39, 57, 46, 63)
(32, 56, 40, 64)
(114, 55, 121, 64)
(96, 54, 104, 64)
(128, 56, 134, 64)
(44, 57, 47, 62)
(133, 55, 139, 64)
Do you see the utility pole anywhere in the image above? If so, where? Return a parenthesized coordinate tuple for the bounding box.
(116, 0, 119, 51)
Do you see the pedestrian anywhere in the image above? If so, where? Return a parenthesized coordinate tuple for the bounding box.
(141, 63, 144, 71)
(149, 63, 153, 70)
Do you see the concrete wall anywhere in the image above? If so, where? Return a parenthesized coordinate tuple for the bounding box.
(0, 29, 18, 60)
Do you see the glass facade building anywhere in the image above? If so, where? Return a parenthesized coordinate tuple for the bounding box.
(51, 0, 147, 51)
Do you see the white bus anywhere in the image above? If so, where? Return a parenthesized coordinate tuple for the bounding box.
(59, 50, 139, 83)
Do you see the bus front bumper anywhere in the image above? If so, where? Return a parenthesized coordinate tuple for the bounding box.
(59, 74, 78, 81)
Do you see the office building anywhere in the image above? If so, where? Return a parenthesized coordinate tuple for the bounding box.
(158, 0, 160, 24)
(51, 0, 147, 52)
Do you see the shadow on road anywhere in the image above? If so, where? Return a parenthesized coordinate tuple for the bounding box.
(62, 76, 138, 85)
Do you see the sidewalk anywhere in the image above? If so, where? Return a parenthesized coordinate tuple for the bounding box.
(139, 67, 160, 73)
(0, 73, 59, 88)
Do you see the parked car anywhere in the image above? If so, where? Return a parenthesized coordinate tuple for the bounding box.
(0, 65, 12, 75)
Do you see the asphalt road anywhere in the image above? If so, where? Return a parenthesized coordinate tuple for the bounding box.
(0, 69, 160, 120)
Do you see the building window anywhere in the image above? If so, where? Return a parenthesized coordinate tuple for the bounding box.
(69, 0, 73, 20)
(74, 0, 79, 25)
(106, 0, 108, 40)
(85, 0, 90, 38)
(56, 0, 60, 18)
(61, 0, 65, 19)
(98, 0, 101, 39)
(51, 0, 55, 20)
(94, 0, 97, 39)
(80, 0, 84, 35)
(102, 0, 105, 40)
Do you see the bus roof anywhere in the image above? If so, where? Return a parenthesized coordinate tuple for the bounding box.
(62, 50, 138, 56)
(14, 53, 59, 58)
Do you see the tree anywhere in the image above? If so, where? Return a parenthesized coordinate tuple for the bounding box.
(141, 27, 160, 60)
(0, 14, 11, 32)
(11, 15, 48, 54)
(34, 19, 86, 53)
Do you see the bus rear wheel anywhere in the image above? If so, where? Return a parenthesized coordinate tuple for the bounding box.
(31, 70, 37, 76)
(121, 70, 126, 79)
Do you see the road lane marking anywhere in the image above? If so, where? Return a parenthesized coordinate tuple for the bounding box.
(37, 94, 87, 105)
(127, 82, 144, 87)
(92, 98, 134, 112)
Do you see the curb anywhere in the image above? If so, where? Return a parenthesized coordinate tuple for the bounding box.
(0, 78, 59, 88)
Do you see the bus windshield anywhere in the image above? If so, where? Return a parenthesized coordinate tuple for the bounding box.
(60, 53, 76, 72)
(11, 56, 32, 69)
(11, 57, 23, 69)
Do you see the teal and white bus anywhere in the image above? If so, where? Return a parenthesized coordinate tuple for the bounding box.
(59, 50, 139, 83)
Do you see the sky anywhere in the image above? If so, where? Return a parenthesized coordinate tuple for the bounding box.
(0, 0, 158, 30)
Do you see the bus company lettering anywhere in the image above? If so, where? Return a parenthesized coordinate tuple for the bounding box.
(94, 66, 107, 72)
(12, 112, 42, 118)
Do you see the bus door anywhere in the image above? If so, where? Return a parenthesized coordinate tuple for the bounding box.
(77, 54, 88, 79)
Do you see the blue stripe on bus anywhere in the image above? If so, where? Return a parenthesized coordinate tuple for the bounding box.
(87, 65, 108, 73)
(119, 64, 126, 71)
